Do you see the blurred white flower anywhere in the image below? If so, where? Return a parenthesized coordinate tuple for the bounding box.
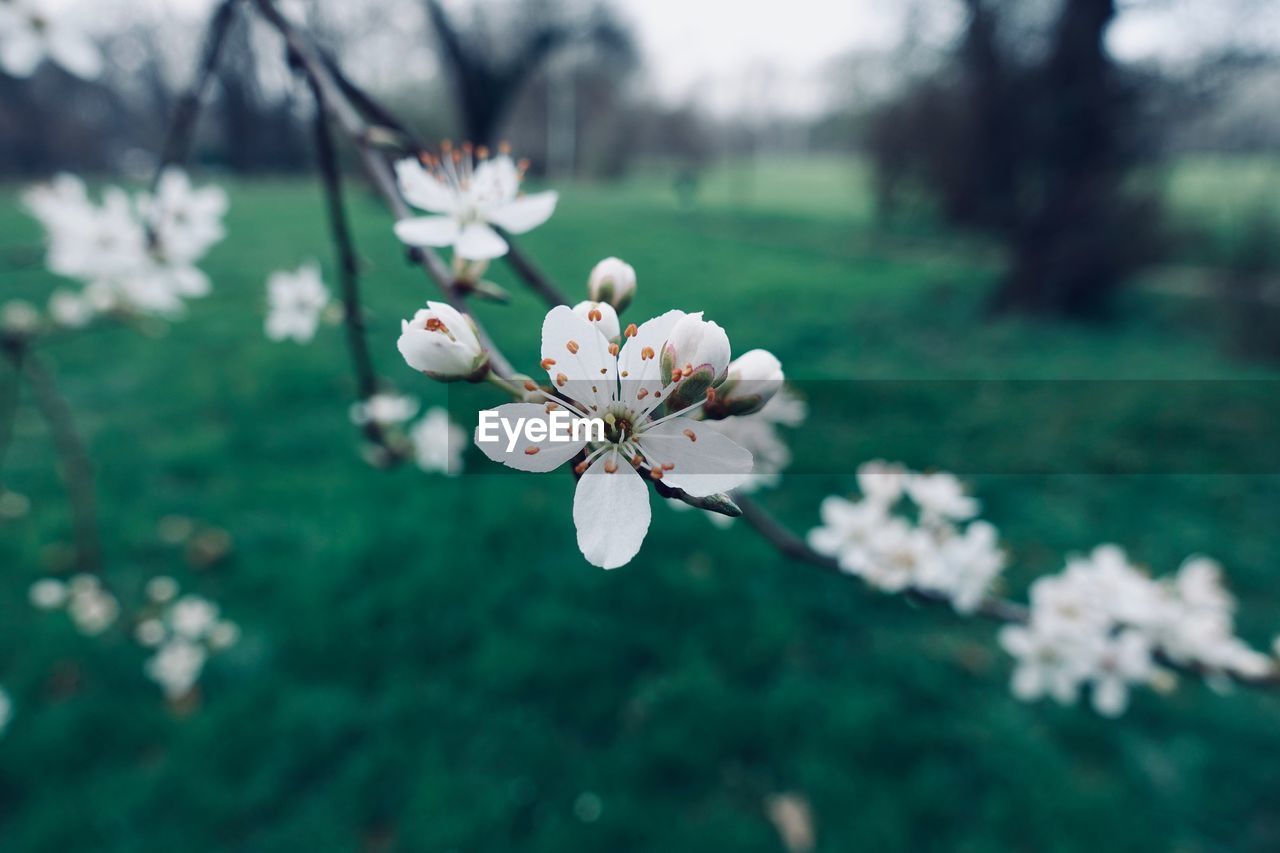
(411, 407, 465, 475)
(139, 168, 228, 266)
(135, 619, 166, 648)
(397, 301, 489, 381)
(145, 575, 179, 604)
(65, 575, 119, 636)
(708, 387, 806, 496)
(207, 620, 240, 651)
(265, 263, 329, 343)
(856, 460, 908, 506)
(713, 349, 784, 417)
(905, 472, 979, 523)
(475, 305, 752, 569)
(168, 595, 219, 640)
(394, 145, 558, 261)
(23, 170, 226, 319)
(587, 257, 636, 312)
(349, 392, 418, 427)
(1001, 545, 1272, 715)
(0, 0, 102, 79)
(809, 463, 1004, 612)
(28, 577, 68, 610)
(145, 639, 207, 700)
(1, 300, 40, 335)
(48, 289, 93, 328)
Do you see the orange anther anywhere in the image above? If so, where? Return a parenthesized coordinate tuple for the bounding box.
(649, 468, 664, 481)
(608, 343, 619, 357)
(566, 340, 580, 354)
(624, 324, 638, 337)
(604, 459, 618, 474)
(661, 462, 675, 471)
(641, 346, 654, 360)
(555, 373, 568, 387)
(524, 446, 540, 455)
(588, 308, 603, 322)
(540, 358, 556, 370)
(523, 380, 538, 392)
(636, 388, 648, 400)
(683, 429, 697, 442)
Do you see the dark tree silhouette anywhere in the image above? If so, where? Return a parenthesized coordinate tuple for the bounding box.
(423, 0, 632, 148)
(868, 0, 1161, 318)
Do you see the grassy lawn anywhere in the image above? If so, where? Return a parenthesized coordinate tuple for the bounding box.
(1, 157, 1279, 851)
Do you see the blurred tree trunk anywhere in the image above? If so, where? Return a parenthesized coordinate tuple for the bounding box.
(992, 0, 1153, 316)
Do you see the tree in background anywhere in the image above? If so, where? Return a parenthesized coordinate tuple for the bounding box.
(868, 0, 1160, 317)
(423, 0, 633, 150)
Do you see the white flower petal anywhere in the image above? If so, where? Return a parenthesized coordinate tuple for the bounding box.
(0, 31, 42, 77)
(48, 30, 101, 79)
(395, 159, 458, 214)
(473, 403, 585, 473)
(617, 309, 686, 404)
(540, 305, 615, 412)
(573, 451, 651, 569)
(394, 215, 460, 248)
(487, 191, 558, 234)
(454, 223, 508, 260)
(636, 419, 752, 497)
(472, 156, 520, 206)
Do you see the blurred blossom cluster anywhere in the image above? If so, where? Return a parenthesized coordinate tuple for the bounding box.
(21, 169, 227, 324)
(29, 574, 120, 635)
(809, 463, 1005, 614)
(136, 577, 240, 701)
(264, 263, 332, 343)
(1000, 547, 1273, 717)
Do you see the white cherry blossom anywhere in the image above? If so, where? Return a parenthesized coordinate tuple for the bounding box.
(393, 145, 557, 261)
(397, 301, 489, 381)
(139, 168, 229, 266)
(475, 305, 753, 569)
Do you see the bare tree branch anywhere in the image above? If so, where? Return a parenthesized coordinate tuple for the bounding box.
(17, 349, 103, 574)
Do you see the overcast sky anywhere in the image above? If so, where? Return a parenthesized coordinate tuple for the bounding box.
(50, 0, 1280, 116)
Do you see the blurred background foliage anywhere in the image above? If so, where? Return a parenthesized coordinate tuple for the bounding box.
(4, 0, 1280, 849)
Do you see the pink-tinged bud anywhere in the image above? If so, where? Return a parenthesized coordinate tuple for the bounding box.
(571, 300, 621, 340)
(396, 300, 489, 382)
(586, 257, 636, 312)
(660, 312, 731, 411)
(707, 348, 784, 417)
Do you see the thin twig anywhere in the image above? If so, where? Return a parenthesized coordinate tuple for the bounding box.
(19, 350, 103, 573)
(499, 234, 570, 306)
(307, 74, 399, 455)
(251, 0, 517, 379)
(152, 0, 241, 186)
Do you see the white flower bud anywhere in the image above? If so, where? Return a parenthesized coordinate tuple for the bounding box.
(708, 349, 784, 417)
(572, 300, 620, 340)
(397, 301, 489, 382)
(660, 313, 731, 411)
(587, 257, 636, 312)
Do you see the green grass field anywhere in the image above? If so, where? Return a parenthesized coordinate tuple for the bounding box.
(2, 158, 1279, 851)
